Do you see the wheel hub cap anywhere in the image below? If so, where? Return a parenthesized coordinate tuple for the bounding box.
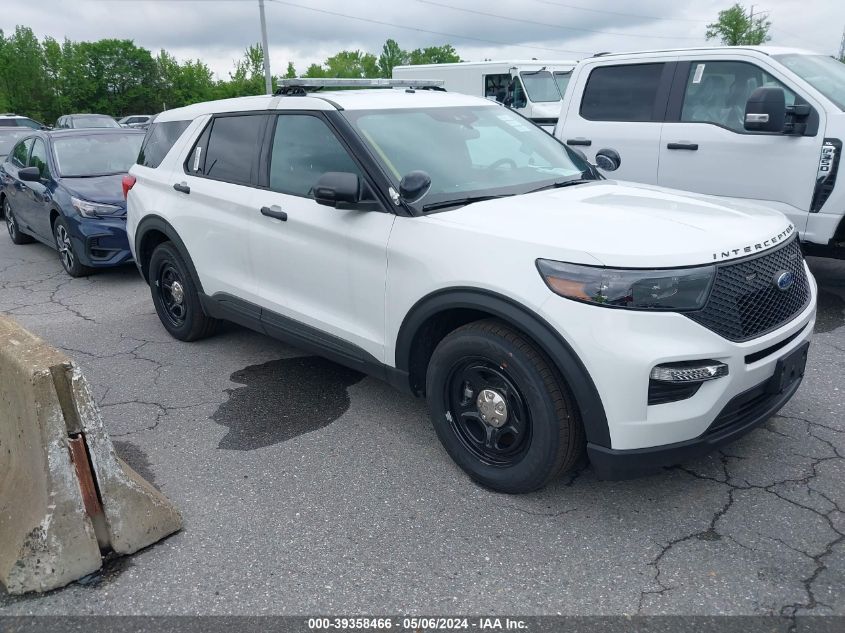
(476, 389, 508, 428)
(170, 281, 184, 304)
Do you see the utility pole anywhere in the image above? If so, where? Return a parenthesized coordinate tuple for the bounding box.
(838, 25, 845, 61)
(258, 0, 273, 95)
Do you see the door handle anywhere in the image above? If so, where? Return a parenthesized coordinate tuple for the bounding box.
(260, 205, 287, 221)
(173, 182, 191, 194)
(667, 142, 699, 150)
(566, 138, 592, 146)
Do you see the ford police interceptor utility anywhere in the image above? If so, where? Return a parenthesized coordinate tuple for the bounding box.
(125, 79, 816, 493)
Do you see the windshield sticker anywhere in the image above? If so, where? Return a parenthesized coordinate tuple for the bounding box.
(692, 63, 706, 84)
(496, 113, 530, 131)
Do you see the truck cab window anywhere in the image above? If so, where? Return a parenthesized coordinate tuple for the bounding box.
(484, 74, 510, 103)
(680, 61, 797, 133)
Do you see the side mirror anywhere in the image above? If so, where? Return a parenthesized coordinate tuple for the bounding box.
(595, 148, 621, 172)
(18, 166, 41, 182)
(313, 172, 361, 208)
(399, 170, 432, 203)
(744, 86, 786, 133)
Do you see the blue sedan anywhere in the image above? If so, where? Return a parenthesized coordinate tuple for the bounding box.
(0, 128, 144, 276)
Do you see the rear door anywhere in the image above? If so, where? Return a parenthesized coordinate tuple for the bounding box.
(178, 113, 267, 305)
(657, 56, 824, 233)
(559, 60, 675, 183)
(249, 112, 394, 363)
(4, 137, 34, 228)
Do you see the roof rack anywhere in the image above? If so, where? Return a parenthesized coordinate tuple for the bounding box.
(275, 78, 446, 96)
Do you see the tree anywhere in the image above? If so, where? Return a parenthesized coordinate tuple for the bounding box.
(407, 44, 461, 65)
(706, 4, 771, 46)
(377, 38, 407, 78)
(284, 61, 296, 78)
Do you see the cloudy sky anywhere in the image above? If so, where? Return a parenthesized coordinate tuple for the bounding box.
(2, 0, 843, 79)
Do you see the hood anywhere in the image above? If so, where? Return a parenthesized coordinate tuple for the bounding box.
(59, 174, 126, 208)
(529, 102, 563, 120)
(426, 180, 795, 268)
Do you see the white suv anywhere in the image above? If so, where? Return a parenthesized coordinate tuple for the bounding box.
(125, 80, 817, 493)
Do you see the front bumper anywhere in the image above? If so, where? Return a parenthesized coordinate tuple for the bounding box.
(587, 356, 805, 479)
(69, 216, 133, 268)
(538, 262, 817, 475)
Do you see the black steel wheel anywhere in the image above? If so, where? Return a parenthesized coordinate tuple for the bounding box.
(4, 197, 34, 245)
(426, 319, 585, 494)
(445, 359, 532, 467)
(148, 241, 218, 341)
(157, 263, 188, 328)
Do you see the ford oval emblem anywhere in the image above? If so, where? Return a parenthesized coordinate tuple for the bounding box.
(774, 271, 794, 291)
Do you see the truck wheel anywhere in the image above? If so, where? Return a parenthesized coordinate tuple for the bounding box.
(425, 319, 585, 494)
(149, 242, 218, 341)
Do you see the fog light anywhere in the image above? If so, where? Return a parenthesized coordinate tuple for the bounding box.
(650, 361, 729, 383)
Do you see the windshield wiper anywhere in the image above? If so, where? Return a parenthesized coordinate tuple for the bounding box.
(422, 194, 513, 212)
(523, 177, 592, 195)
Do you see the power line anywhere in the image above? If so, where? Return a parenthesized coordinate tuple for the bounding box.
(531, 0, 710, 24)
(417, 0, 705, 41)
(266, 0, 592, 55)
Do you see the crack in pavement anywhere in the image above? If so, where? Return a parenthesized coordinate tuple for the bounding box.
(638, 413, 845, 617)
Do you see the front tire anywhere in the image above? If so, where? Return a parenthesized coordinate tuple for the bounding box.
(4, 197, 34, 245)
(54, 217, 93, 277)
(148, 241, 218, 341)
(425, 319, 585, 494)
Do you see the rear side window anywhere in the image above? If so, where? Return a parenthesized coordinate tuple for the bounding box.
(201, 114, 268, 186)
(138, 120, 191, 168)
(580, 63, 664, 122)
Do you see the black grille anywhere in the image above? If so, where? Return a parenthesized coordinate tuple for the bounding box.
(687, 237, 810, 342)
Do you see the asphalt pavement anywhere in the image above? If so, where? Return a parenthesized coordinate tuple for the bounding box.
(0, 231, 843, 616)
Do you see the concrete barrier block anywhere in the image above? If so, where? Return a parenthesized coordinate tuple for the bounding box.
(0, 316, 181, 594)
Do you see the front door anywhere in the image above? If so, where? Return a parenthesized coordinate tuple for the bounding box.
(657, 58, 825, 233)
(22, 138, 53, 240)
(250, 112, 394, 362)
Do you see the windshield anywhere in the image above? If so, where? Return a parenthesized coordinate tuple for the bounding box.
(345, 105, 590, 211)
(554, 71, 572, 97)
(774, 54, 845, 111)
(53, 133, 144, 177)
(74, 115, 120, 129)
(519, 71, 562, 103)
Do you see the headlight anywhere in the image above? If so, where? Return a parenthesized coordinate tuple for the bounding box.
(71, 196, 123, 218)
(537, 259, 715, 311)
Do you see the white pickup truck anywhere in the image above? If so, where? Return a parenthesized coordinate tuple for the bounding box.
(553, 46, 845, 256)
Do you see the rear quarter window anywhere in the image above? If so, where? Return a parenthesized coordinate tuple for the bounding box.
(137, 120, 191, 168)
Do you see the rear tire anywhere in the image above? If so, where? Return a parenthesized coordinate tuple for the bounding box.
(4, 197, 34, 245)
(425, 319, 585, 494)
(148, 241, 218, 341)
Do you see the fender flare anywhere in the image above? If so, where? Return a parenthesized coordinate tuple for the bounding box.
(134, 215, 204, 294)
(395, 287, 611, 447)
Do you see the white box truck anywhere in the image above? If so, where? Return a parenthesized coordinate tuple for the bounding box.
(393, 60, 577, 130)
(552, 46, 845, 256)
